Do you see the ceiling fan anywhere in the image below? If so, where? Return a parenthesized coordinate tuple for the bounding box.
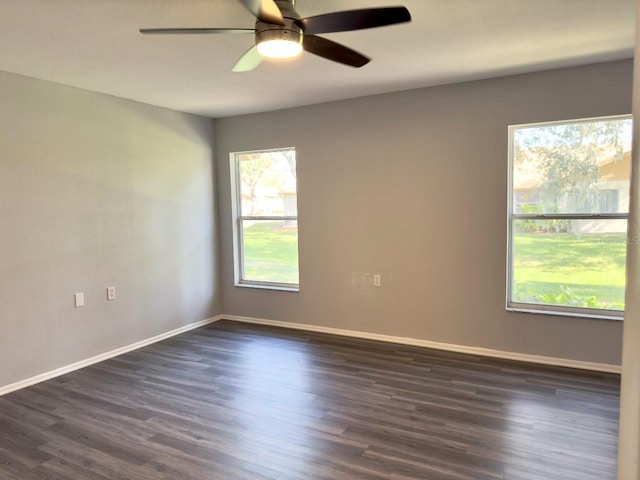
(140, 0, 411, 72)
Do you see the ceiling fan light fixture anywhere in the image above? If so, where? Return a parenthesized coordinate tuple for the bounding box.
(140, 1, 412, 71)
(257, 38, 303, 59)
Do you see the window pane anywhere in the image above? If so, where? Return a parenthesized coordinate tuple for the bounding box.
(242, 220, 299, 284)
(512, 219, 628, 311)
(512, 118, 632, 214)
(237, 150, 297, 217)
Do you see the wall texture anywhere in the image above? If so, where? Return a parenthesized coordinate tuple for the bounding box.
(0, 71, 220, 388)
(215, 59, 633, 366)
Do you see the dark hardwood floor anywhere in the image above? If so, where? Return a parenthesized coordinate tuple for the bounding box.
(0, 320, 620, 479)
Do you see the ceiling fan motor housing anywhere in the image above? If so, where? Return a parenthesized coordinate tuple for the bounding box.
(255, 0, 303, 48)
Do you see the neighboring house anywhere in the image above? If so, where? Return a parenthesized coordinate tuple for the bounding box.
(513, 150, 631, 233)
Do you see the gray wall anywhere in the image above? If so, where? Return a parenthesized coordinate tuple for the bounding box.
(215, 59, 632, 366)
(0, 71, 220, 388)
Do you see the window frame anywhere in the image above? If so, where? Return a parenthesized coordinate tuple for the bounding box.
(506, 114, 631, 320)
(230, 147, 300, 292)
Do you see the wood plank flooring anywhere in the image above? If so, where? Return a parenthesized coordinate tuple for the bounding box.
(0, 320, 620, 479)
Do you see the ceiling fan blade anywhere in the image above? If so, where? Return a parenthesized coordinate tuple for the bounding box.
(298, 7, 411, 35)
(238, 0, 285, 26)
(303, 35, 370, 68)
(140, 28, 255, 35)
(232, 45, 264, 72)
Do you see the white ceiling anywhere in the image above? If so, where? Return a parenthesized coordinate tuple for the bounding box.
(0, 0, 634, 118)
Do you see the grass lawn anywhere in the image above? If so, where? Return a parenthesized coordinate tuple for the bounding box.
(513, 232, 627, 310)
(242, 221, 299, 284)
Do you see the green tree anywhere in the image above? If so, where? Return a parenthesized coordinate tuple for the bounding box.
(515, 120, 628, 216)
(240, 155, 272, 215)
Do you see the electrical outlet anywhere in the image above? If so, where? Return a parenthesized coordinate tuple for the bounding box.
(373, 274, 381, 287)
(107, 286, 116, 301)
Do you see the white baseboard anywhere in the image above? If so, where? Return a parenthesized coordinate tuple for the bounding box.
(1, 312, 619, 397)
(222, 314, 621, 374)
(0, 315, 224, 397)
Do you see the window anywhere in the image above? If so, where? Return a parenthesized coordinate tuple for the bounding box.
(231, 148, 299, 290)
(507, 115, 632, 318)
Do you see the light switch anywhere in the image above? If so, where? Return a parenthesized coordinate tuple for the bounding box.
(75, 292, 85, 308)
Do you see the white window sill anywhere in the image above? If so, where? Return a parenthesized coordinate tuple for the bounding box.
(235, 282, 299, 292)
(507, 304, 623, 321)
